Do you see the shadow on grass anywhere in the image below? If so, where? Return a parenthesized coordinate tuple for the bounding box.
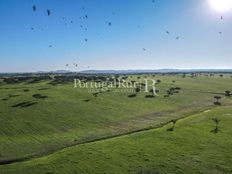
(32, 94, 48, 99)
(166, 127, 174, 132)
(128, 93, 137, 98)
(84, 99, 91, 102)
(12, 101, 37, 108)
(145, 95, 155, 98)
(23, 89, 30, 92)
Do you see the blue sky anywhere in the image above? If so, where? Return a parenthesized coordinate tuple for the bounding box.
(0, 0, 232, 72)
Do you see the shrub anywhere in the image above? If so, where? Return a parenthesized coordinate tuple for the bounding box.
(128, 93, 137, 98)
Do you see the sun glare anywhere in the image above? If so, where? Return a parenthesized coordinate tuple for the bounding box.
(209, 0, 232, 12)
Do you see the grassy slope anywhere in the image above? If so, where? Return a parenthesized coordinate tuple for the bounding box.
(0, 75, 231, 161)
(1, 106, 232, 174)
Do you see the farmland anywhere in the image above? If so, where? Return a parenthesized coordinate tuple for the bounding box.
(0, 73, 232, 173)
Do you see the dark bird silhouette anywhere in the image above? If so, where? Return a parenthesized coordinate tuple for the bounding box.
(85, 15, 88, 18)
(49, 45, 52, 48)
(176, 36, 180, 40)
(142, 48, 146, 51)
(85, 38, 88, 42)
(70, 21, 73, 24)
(30, 27, 34, 30)
(218, 31, 222, 34)
(66, 64, 69, 67)
(221, 16, 223, 20)
(33, 6, 36, 12)
(152, 0, 155, 3)
(47, 9, 51, 16)
(108, 22, 112, 26)
(166, 31, 170, 34)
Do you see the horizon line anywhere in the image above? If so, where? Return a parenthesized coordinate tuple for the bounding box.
(1, 68, 232, 74)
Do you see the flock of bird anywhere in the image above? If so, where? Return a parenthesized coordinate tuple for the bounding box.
(32, 5, 50, 15)
(29, 0, 225, 68)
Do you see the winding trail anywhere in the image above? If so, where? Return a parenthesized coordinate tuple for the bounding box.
(0, 107, 215, 166)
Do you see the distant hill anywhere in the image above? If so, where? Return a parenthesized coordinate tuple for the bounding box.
(1, 69, 232, 76)
(79, 69, 232, 74)
(37, 70, 72, 74)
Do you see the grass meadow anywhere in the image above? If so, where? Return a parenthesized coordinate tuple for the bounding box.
(0, 74, 231, 173)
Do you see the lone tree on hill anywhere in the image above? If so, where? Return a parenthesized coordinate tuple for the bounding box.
(211, 118, 221, 133)
(167, 119, 177, 131)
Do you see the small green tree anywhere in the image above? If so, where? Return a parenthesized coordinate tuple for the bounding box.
(211, 118, 221, 133)
(167, 119, 177, 131)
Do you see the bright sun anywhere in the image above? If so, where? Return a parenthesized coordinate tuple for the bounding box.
(209, 0, 232, 12)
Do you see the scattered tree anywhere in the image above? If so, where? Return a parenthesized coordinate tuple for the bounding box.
(225, 90, 231, 97)
(167, 119, 177, 131)
(214, 96, 221, 105)
(211, 117, 221, 133)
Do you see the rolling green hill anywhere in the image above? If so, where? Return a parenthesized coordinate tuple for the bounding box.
(0, 74, 232, 173)
(1, 105, 232, 174)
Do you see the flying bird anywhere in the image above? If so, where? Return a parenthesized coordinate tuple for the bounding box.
(30, 27, 34, 30)
(176, 36, 180, 40)
(85, 15, 88, 18)
(221, 16, 223, 20)
(66, 64, 69, 67)
(85, 38, 88, 42)
(152, 0, 155, 3)
(142, 48, 146, 51)
(218, 31, 222, 34)
(108, 22, 112, 26)
(49, 45, 52, 48)
(33, 6, 36, 11)
(47, 9, 51, 16)
(166, 31, 170, 34)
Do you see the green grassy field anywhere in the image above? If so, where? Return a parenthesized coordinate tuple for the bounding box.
(1, 105, 232, 174)
(0, 74, 232, 173)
